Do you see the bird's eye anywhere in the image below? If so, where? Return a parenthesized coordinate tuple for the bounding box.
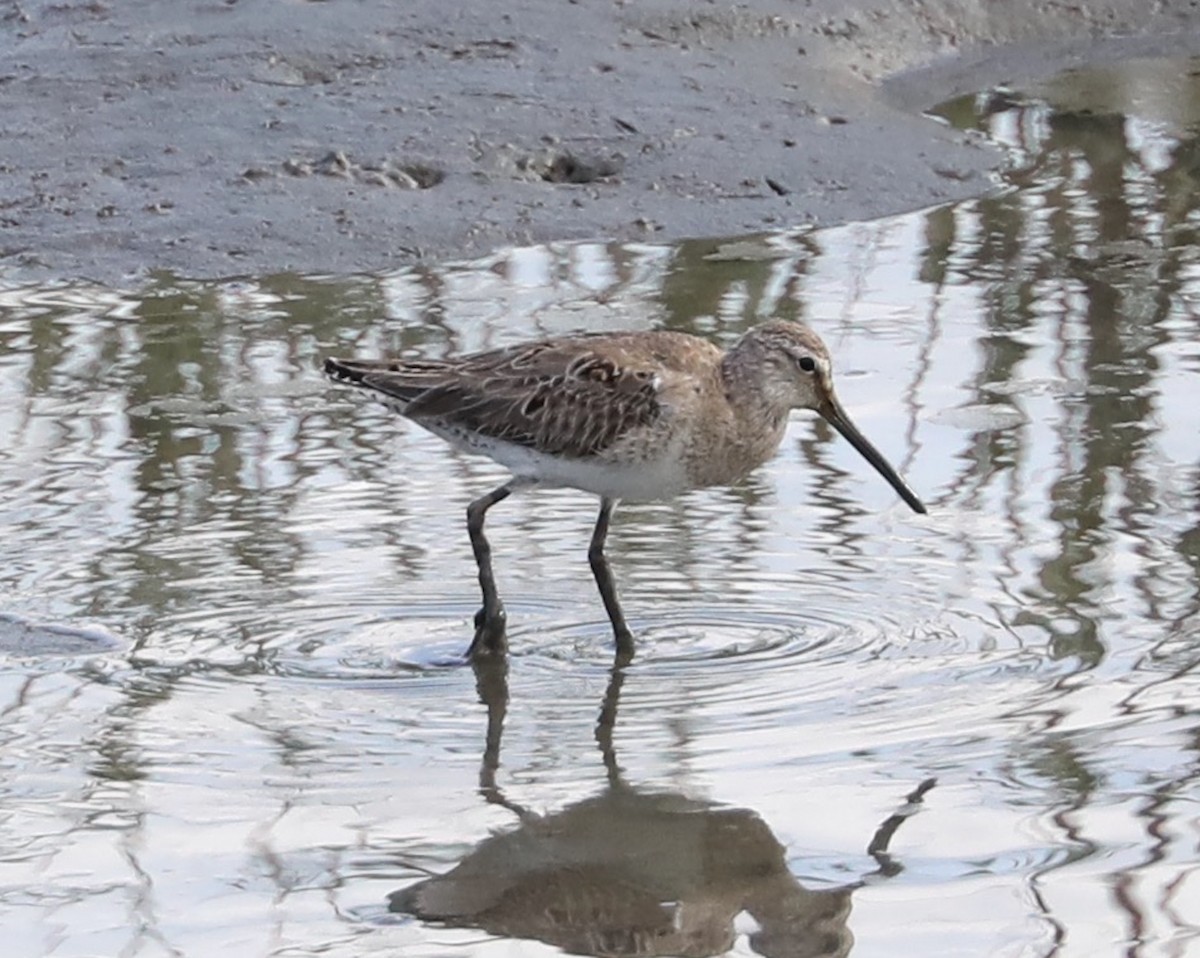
(798, 355, 816, 373)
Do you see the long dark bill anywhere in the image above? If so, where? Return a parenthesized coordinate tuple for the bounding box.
(818, 395, 927, 514)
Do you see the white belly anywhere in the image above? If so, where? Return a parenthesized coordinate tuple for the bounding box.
(426, 423, 690, 501)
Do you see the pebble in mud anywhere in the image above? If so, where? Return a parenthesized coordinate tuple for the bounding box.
(278, 151, 445, 188)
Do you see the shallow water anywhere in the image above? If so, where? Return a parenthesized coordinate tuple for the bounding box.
(2, 60, 1200, 958)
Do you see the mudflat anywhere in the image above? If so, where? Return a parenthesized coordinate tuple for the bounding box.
(3, 0, 1198, 284)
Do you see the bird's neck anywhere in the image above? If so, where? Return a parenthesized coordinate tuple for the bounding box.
(706, 340, 791, 474)
(720, 338, 791, 433)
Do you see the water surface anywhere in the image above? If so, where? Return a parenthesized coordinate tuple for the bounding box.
(2, 58, 1199, 958)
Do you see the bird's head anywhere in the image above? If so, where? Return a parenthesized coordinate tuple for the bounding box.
(737, 321, 926, 514)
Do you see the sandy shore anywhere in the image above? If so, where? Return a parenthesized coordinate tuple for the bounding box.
(2, 0, 1198, 285)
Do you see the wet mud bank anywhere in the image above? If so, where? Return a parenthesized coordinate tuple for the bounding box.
(3, 0, 1199, 284)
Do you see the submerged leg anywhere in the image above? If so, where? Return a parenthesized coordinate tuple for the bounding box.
(588, 497, 635, 662)
(466, 481, 517, 658)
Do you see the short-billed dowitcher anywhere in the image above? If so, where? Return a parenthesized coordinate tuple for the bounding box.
(326, 320, 925, 660)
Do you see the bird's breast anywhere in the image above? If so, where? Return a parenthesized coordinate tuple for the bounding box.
(681, 409, 789, 489)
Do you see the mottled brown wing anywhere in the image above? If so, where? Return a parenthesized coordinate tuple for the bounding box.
(367, 339, 663, 458)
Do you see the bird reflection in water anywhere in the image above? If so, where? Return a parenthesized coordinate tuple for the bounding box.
(390, 661, 935, 958)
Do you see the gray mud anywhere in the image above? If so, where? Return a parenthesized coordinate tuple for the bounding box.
(3, 0, 1199, 284)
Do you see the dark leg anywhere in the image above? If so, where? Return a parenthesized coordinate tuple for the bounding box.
(472, 654, 515, 810)
(595, 657, 628, 787)
(466, 482, 516, 658)
(588, 497, 635, 662)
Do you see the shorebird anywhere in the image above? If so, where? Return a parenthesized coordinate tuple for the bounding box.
(325, 320, 925, 661)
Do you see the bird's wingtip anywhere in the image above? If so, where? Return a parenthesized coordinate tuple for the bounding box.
(324, 356, 365, 384)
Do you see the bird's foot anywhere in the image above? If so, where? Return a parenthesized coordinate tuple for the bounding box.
(612, 626, 635, 667)
(468, 605, 508, 659)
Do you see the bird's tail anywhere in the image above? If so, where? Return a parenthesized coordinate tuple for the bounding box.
(324, 356, 453, 409)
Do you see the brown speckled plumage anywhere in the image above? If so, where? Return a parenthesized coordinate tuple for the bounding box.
(337, 333, 677, 460)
